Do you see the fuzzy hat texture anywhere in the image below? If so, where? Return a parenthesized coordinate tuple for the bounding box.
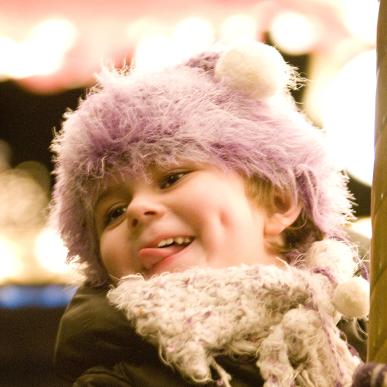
(50, 42, 353, 285)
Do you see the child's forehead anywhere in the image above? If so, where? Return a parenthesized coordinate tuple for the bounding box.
(113, 158, 214, 177)
(99, 159, 197, 188)
(98, 158, 233, 190)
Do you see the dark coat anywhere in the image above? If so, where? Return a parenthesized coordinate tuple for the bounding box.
(55, 284, 266, 386)
(55, 283, 367, 387)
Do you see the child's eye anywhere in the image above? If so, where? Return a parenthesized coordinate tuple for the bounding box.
(160, 172, 187, 189)
(104, 205, 127, 227)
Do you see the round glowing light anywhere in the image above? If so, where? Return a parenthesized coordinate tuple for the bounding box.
(322, 50, 376, 186)
(270, 11, 320, 55)
(220, 14, 257, 45)
(29, 18, 77, 52)
(133, 35, 175, 71)
(17, 160, 51, 195)
(172, 17, 214, 57)
(0, 236, 23, 283)
(126, 18, 166, 43)
(0, 170, 48, 228)
(0, 36, 18, 78)
(341, 0, 379, 44)
(0, 17, 77, 79)
(132, 17, 215, 71)
(349, 217, 372, 240)
(35, 228, 69, 274)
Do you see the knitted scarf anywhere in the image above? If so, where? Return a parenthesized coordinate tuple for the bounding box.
(107, 242, 363, 387)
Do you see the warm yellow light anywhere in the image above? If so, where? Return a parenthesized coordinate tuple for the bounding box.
(34, 227, 69, 274)
(0, 17, 77, 79)
(0, 36, 18, 78)
(321, 50, 376, 186)
(126, 18, 166, 43)
(350, 217, 372, 240)
(0, 169, 48, 229)
(131, 16, 215, 72)
(341, 0, 379, 44)
(172, 17, 214, 58)
(220, 14, 257, 45)
(29, 18, 77, 51)
(0, 236, 23, 283)
(270, 11, 320, 55)
(133, 35, 175, 71)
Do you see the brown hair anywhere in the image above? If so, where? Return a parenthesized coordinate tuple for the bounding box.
(245, 176, 324, 260)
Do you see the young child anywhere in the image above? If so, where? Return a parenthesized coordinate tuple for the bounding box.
(51, 42, 368, 386)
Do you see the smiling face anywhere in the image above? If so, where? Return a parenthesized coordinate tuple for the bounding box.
(94, 162, 291, 281)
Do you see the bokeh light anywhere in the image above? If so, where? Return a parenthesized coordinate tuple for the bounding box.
(0, 168, 48, 229)
(0, 17, 77, 79)
(133, 35, 175, 71)
(269, 11, 320, 55)
(0, 235, 23, 284)
(321, 49, 376, 186)
(133, 16, 215, 71)
(172, 17, 215, 59)
(350, 217, 372, 240)
(341, 0, 379, 44)
(220, 14, 257, 45)
(126, 18, 166, 45)
(34, 227, 69, 275)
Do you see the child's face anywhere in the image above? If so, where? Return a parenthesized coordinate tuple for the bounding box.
(94, 162, 281, 280)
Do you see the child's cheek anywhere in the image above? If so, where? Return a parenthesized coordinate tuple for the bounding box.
(99, 230, 135, 278)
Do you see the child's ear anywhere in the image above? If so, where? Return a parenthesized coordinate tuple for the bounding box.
(264, 192, 302, 237)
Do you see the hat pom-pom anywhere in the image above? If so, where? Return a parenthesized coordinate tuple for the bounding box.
(304, 239, 369, 319)
(304, 239, 357, 283)
(214, 42, 293, 99)
(332, 276, 370, 318)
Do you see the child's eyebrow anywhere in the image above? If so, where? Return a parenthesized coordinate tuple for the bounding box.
(93, 192, 111, 219)
(94, 185, 126, 210)
(94, 190, 110, 209)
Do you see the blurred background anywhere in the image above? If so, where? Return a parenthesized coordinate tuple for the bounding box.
(0, 0, 377, 385)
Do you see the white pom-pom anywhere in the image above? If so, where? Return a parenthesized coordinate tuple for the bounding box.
(332, 276, 369, 318)
(215, 42, 290, 99)
(305, 239, 357, 283)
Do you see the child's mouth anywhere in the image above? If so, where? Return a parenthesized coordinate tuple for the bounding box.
(139, 236, 194, 272)
(157, 236, 193, 248)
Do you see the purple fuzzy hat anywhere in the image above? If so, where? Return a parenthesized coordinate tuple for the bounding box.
(50, 43, 353, 285)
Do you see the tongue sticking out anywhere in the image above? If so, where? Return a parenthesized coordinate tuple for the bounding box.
(138, 243, 190, 266)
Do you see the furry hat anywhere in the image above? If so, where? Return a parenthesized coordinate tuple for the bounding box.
(50, 42, 353, 285)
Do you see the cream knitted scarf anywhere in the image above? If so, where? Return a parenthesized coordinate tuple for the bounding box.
(107, 240, 366, 387)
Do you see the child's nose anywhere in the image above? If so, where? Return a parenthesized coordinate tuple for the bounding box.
(125, 195, 164, 228)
